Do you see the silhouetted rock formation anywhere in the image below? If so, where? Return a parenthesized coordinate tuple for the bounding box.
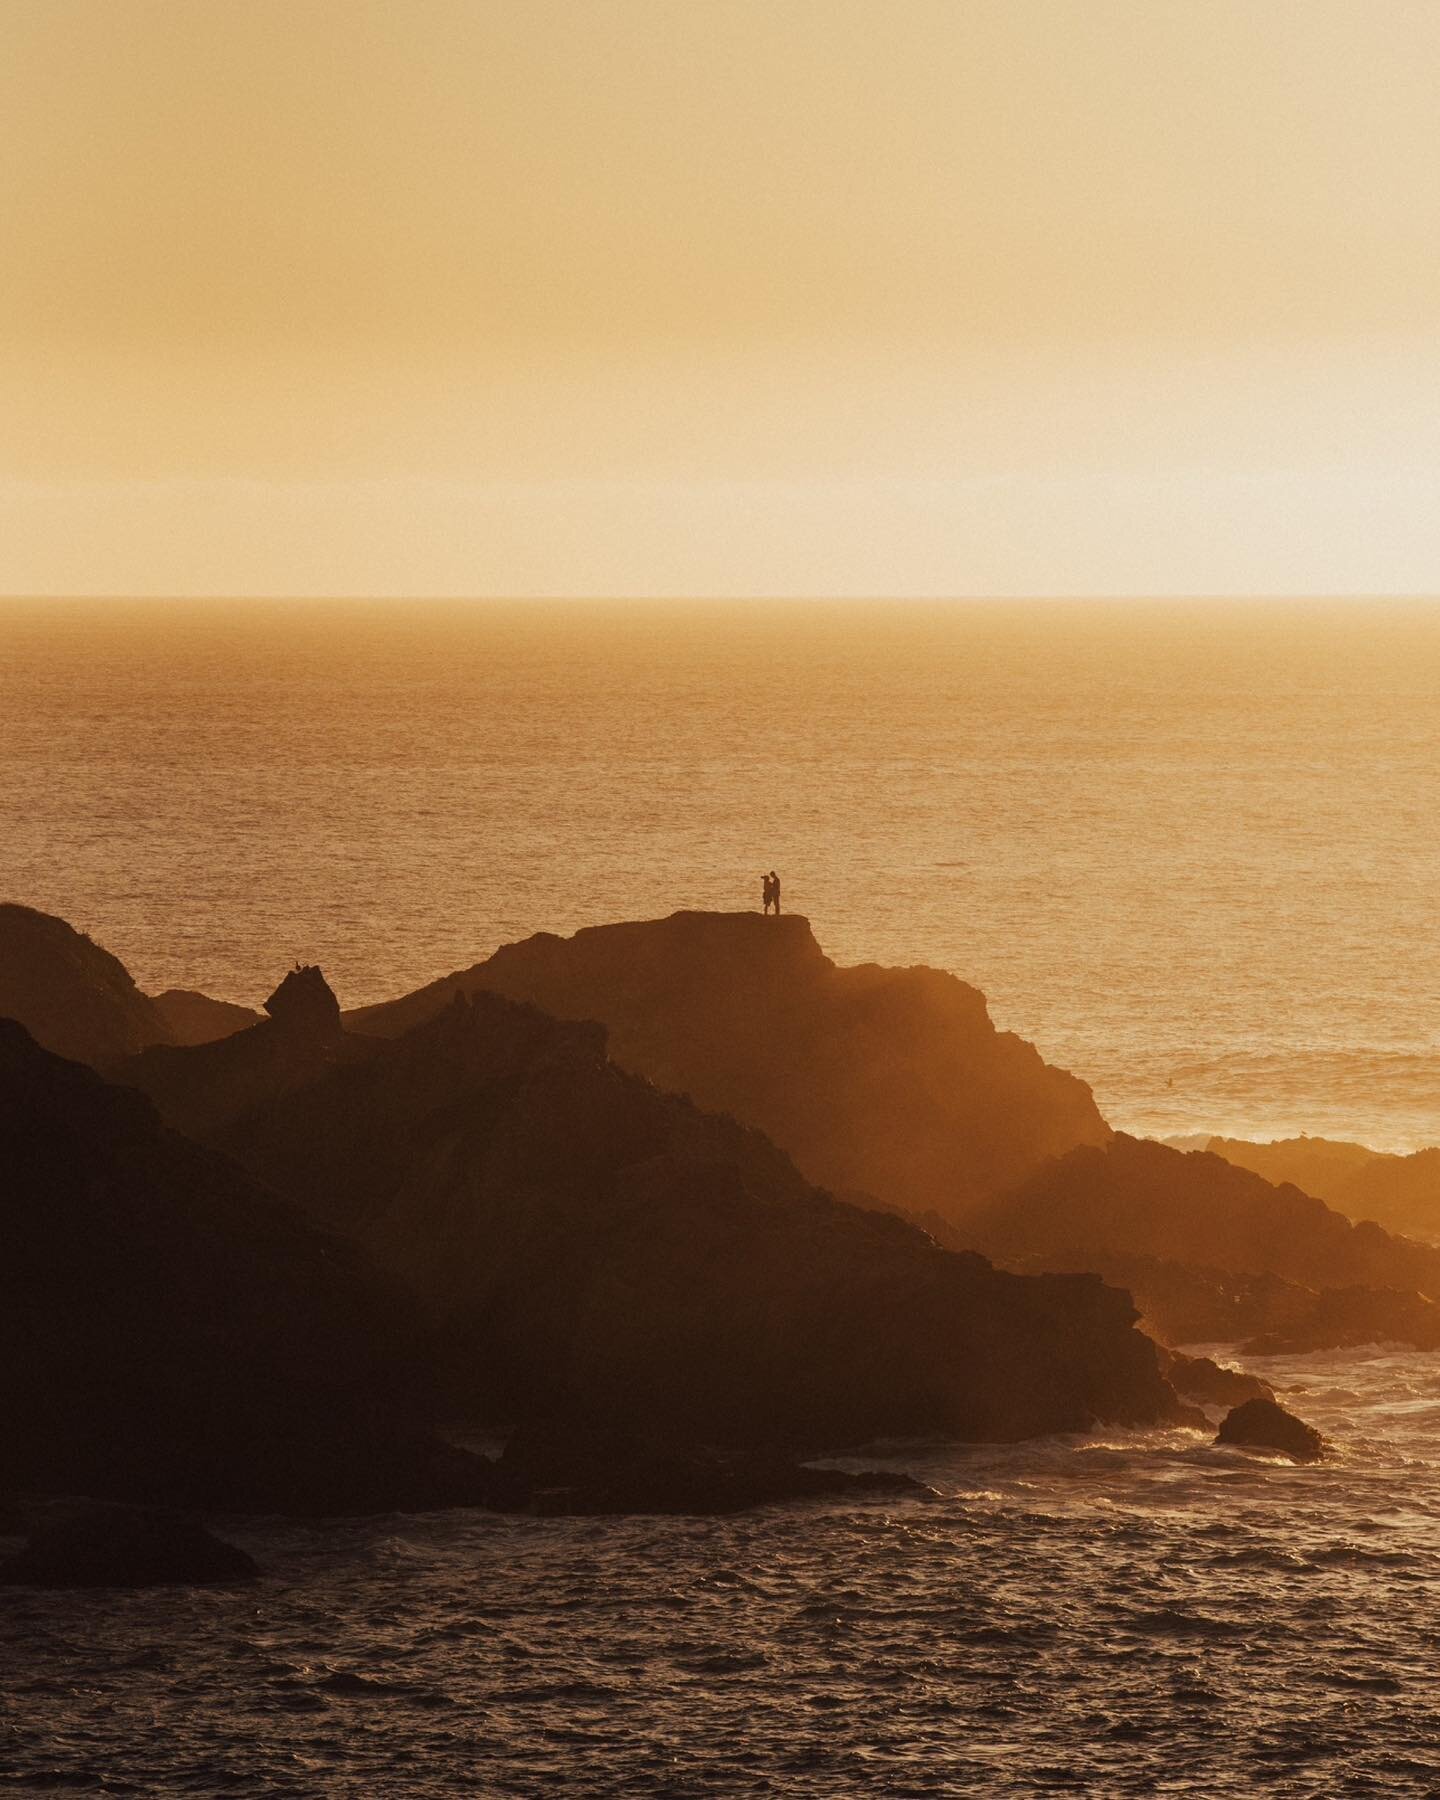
(0, 1504, 259, 1588)
(0, 903, 171, 1065)
(149, 988, 260, 1046)
(1215, 1398, 1324, 1462)
(116, 964, 360, 1139)
(264, 963, 342, 1039)
(1158, 1350, 1273, 1409)
(214, 990, 1188, 1447)
(1199, 1135, 1440, 1248)
(493, 1424, 932, 1516)
(348, 911, 1109, 1223)
(967, 1135, 1440, 1347)
(0, 1019, 492, 1514)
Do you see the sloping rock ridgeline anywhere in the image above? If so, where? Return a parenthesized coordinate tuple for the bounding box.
(965, 1134, 1440, 1350)
(0, 902, 262, 1061)
(1198, 1134, 1440, 1248)
(150, 988, 261, 1046)
(193, 988, 1192, 1448)
(347, 910, 1111, 1225)
(0, 903, 173, 1064)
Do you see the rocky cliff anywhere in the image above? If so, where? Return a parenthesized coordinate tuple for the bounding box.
(0, 904, 171, 1065)
(214, 990, 1186, 1447)
(348, 911, 1110, 1224)
(0, 1019, 489, 1514)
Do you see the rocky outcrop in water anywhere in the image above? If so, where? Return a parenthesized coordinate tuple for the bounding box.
(0, 1504, 259, 1588)
(1157, 1350, 1273, 1409)
(348, 911, 1110, 1223)
(1199, 1135, 1440, 1248)
(0, 1019, 493, 1514)
(206, 989, 1188, 1448)
(1215, 1398, 1324, 1462)
(149, 988, 260, 1045)
(0, 904, 171, 1065)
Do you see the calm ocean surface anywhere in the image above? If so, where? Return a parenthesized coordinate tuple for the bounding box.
(3, 596, 1438, 1149)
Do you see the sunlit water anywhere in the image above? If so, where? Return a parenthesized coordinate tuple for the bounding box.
(3, 1348, 1438, 1795)
(5, 596, 1440, 1150)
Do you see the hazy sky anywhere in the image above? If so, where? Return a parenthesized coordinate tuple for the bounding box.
(3, 0, 1438, 596)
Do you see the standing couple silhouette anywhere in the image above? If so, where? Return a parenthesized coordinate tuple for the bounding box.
(761, 870, 782, 915)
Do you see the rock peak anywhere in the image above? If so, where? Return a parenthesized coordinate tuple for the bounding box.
(263, 965, 341, 1040)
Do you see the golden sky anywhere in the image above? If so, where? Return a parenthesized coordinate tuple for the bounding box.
(3, 0, 1438, 595)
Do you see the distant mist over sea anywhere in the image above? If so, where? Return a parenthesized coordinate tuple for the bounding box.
(4, 596, 1438, 1150)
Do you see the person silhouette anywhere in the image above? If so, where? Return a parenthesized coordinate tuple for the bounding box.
(765, 870, 781, 915)
(761, 873, 774, 913)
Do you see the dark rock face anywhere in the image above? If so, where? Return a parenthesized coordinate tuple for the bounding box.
(149, 988, 261, 1046)
(264, 964, 342, 1040)
(215, 991, 1188, 1448)
(0, 1505, 259, 1588)
(1159, 1350, 1273, 1409)
(968, 1135, 1440, 1348)
(115, 965, 360, 1140)
(1215, 1398, 1325, 1462)
(347, 910, 1109, 1224)
(494, 1425, 932, 1516)
(0, 903, 171, 1065)
(0, 1019, 492, 1514)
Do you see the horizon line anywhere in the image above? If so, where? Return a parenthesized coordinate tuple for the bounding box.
(5, 592, 1440, 606)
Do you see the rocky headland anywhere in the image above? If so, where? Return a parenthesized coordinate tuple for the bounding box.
(13, 899, 1433, 1519)
(196, 988, 1189, 1447)
(348, 910, 1111, 1221)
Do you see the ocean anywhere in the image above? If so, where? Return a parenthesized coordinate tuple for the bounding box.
(3, 595, 1438, 1149)
(4, 1348, 1439, 1795)
(7, 597, 1440, 1794)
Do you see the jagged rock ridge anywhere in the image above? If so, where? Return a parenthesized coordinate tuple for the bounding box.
(348, 910, 1110, 1224)
(202, 988, 1188, 1447)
